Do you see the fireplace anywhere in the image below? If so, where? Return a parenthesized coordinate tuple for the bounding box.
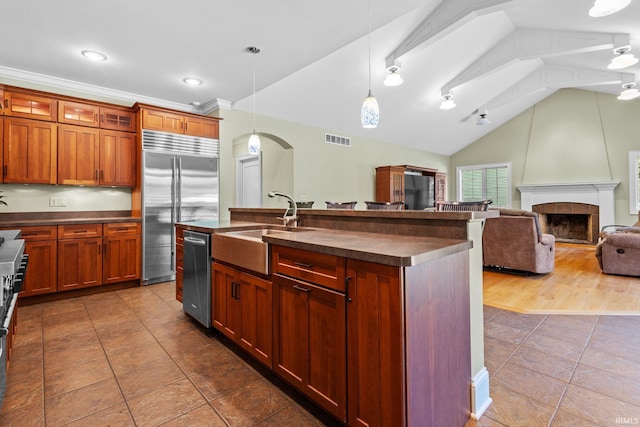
(518, 182, 619, 239)
(532, 202, 599, 244)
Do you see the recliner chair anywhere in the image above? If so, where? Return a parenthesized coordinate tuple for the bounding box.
(482, 208, 555, 274)
(595, 211, 640, 276)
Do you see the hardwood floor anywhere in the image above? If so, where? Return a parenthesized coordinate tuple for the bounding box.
(483, 243, 640, 314)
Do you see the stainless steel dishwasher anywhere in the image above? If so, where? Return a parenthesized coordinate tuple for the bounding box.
(182, 230, 211, 327)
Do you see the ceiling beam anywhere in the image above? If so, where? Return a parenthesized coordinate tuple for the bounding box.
(485, 64, 635, 110)
(385, 0, 522, 68)
(442, 30, 630, 95)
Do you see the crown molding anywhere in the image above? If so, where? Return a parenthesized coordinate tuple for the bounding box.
(0, 65, 212, 114)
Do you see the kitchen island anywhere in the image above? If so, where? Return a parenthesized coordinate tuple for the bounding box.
(177, 208, 496, 426)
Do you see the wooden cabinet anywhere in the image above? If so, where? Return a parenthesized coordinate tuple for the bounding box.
(57, 125, 135, 187)
(58, 100, 100, 128)
(99, 130, 135, 186)
(185, 116, 219, 139)
(140, 106, 220, 139)
(272, 245, 347, 422)
(212, 262, 273, 368)
(102, 222, 141, 284)
(346, 260, 404, 427)
(2, 226, 57, 296)
(56, 222, 140, 292)
(59, 101, 135, 132)
(57, 223, 103, 291)
(3, 118, 57, 184)
(175, 226, 184, 302)
(375, 165, 447, 208)
(3, 90, 57, 122)
(141, 108, 185, 134)
(57, 124, 99, 185)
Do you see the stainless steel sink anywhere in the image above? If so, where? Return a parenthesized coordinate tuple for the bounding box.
(211, 227, 306, 275)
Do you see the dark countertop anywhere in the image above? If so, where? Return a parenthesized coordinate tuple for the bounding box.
(0, 211, 140, 228)
(176, 220, 472, 267)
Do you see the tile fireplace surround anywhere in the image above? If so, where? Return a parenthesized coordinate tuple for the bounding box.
(517, 182, 619, 232)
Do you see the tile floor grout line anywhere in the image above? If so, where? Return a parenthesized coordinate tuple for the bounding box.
(545, 314, 602, 427)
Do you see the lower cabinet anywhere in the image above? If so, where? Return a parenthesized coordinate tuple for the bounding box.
(58, 236, 103, 291)
(273, 273, 347, 422)
(4, 221, 141, 296)
(4, 226, 58, 296)
(212, 262, 273, 368)
(175, 226, 184, 302)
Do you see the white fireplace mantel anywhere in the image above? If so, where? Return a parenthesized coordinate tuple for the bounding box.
(517, 181, 620, 229)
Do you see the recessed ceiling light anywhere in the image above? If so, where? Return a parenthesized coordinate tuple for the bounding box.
(183, 77, 203, 86)
(589, 0, 631, 17)
(191, 101, 201, 107)
(81, 50, 107, 61)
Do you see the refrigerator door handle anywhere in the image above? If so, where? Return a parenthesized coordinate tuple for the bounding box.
(171, 157, 177, 226)
(176, 157, 182, 222)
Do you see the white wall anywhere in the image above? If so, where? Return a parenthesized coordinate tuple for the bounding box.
(216, 108, 450, 219)
(451, 89, 640, 225)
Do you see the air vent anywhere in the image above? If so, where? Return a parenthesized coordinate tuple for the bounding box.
(325, 133, 351, 147)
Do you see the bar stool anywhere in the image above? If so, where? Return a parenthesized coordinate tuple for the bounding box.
(364, 201, 404, 210)
(325, 201, 357, 209)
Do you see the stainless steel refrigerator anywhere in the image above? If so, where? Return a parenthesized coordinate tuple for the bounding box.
(142, 130, 219, 285)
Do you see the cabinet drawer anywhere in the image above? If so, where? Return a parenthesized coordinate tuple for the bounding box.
(272, 245, 345, 292)
(103, 222, 141, 236)
(9, 225, 57, 241)
(58, 223, 102, 239)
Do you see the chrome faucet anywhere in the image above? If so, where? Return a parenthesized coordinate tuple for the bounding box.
(268, 191, 298, 228)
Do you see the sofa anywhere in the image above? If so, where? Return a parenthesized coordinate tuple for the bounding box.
(595, 211, 640, 276)
(482, 208, 555, 274)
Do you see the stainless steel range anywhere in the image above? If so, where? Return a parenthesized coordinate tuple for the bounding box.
(0, 230, 28, 408)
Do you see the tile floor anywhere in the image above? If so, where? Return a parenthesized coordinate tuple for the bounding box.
(0, 282, 639, 426)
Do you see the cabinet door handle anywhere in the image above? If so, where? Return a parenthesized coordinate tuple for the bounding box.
(294, 262, 313, 269)
(292, 284, 310, 293)
(231, 281, 240, 299)
(95, 113, 99, 122)
(100, 113, 104, 123)
(345, 276, 352, 303)
(3, 165, 7, 177)
(95, 170, 99, 180)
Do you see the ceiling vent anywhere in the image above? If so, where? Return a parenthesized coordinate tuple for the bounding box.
(325, 133, 351, 147)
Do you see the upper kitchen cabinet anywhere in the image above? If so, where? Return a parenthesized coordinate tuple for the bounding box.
(185, 116, 219, 139)
(138, 105, 220, 139)
(3, 118, 57, 184)
(59, 100, 136, 132)
(3, 90, 57, 122)
(57, 125, 135, 187)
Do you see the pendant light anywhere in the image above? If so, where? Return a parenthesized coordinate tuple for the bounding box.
(361, 0, 379, 128)
(248, 46, 261, 154)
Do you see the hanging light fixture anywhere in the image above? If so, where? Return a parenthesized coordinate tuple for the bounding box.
(476, 107, 490, 125)
(608, 46, 639, 70)
(384, 61, 403, 87)
(439, 93, 456, 110)
(589, 0, 631, 17)
(247, 46, 261, 154)
(618, 82, 640, 100)
(361, 0, 379, 128)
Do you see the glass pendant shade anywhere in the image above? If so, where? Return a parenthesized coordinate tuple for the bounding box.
(589, 0, 631, 17)
(384, 69, 403, 87)
(618, 88, 640, 100)
(439, 95, 456, 110)
(361, 91, 379, 128)
(608, 53, 639, 70)
(248, 132, 261, 154)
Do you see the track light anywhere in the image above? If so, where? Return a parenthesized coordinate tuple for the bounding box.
(618, 83, 640, 100)
(439, 94, 456, 110)
(384, 61, 403, 87)
(589, 0, 631, 17)
(608, 47, 639, 70)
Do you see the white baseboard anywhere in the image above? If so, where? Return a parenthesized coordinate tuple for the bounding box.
(470, 367, 492, 420)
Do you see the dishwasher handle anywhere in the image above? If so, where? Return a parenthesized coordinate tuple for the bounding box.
(184, 236, 207, 246)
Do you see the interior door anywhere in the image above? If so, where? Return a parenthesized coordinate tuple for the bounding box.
(236, 154, 262, 207)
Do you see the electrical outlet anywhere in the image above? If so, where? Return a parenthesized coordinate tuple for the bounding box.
(49, 197, 67, 207)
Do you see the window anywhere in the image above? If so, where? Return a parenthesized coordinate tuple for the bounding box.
(629, 151, 640, 214)
(456, 163, 511, 207)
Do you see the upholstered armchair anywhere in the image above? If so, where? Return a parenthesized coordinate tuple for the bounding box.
(595, 211, 640, 276)
(482, 208, 555, 274)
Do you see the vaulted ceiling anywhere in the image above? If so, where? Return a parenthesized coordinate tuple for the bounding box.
(2, 0, 638, 156)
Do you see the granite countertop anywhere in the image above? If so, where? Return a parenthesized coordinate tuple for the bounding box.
(177, 220, 472, 267)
